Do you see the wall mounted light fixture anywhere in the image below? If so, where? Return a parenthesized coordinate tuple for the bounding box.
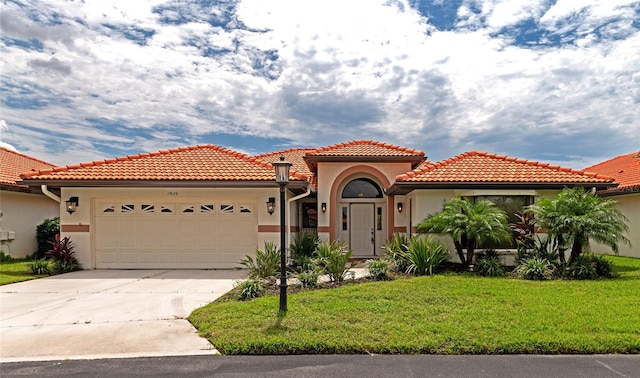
(397, 202, 403, 213)
(321, 202, 327, 213)
(266, 197, 276, 215)
(66, 197, 79, 214)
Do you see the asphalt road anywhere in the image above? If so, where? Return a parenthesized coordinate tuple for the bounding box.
(2, 354, 639, 377)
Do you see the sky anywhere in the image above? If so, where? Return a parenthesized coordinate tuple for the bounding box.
(1, 0, 639, 169)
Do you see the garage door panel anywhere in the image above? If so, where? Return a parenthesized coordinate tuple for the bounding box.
(158, 252, 177, 263)
(178, 219, 198, 235)
(119, 236, 137, 249)
(95, 200, 257, 269)
(98, 252, 118, 263)
(95, 218, 119, 234)
(120, 252, 138, 263)
(199, 251, 217, 263)
(180, 252, 197, 263)
(138, 234, 158, 249)
(119, 220, 138, 235)
(138, 252, 157, 263)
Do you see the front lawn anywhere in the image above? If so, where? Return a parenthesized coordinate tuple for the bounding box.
(0, 259, 47, 285)
(189, 255, 640, 354)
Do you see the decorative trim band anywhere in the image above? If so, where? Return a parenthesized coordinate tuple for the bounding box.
(61, 224, 90, 232)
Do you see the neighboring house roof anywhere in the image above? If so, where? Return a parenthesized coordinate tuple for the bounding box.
(0, 147, 56, 193)
(584, 151, 640, 196)
(254, 148, 318, 188)
(20, 145, 308, 189)
(388, 151, 616, 194)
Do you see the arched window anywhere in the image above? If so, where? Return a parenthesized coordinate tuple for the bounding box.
(342, 178, 383, 198)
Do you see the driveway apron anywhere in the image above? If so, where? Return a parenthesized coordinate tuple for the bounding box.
(0, 269, 245, 362)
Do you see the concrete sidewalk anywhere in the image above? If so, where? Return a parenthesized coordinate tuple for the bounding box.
(0, 269, 245, 362)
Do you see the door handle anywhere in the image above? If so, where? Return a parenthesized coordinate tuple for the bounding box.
(371, 228, 375, 243)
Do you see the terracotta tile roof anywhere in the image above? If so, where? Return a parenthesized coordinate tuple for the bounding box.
(584, 151, 640, 195)
(254, 148, 317, 188)
(1, 147, 56, 190)
(20, 145, 308, 183)
(307, 140, 425, 157)
(396, 151, 615, 184)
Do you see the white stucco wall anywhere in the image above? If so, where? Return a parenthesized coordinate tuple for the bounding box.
(0, 190, 59, 258)
(593, 193, 639, 258)
(60, 186, 287, 269)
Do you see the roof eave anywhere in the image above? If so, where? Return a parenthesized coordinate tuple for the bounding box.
(19, 179, 310, 191)
(303, 155, 425, 172)
(596, 185, 640, 197)
(386, 181, 616, 196)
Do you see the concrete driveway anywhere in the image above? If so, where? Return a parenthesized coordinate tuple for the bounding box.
(0, 269, 246, 362)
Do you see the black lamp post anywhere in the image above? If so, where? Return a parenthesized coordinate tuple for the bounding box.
(273, 155, 292, 313)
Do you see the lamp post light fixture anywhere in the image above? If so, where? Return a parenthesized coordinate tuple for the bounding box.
(65, 197, 79, 214)
(272, 156, 292, 313)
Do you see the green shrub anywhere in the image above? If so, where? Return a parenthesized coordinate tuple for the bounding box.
(47, 235, 81, 273)
(567, 255, 598, 280)
(297, 268, 321, 289)
(514, 257, 554, 280)
(405, 236, 448, 276)
(592, 255, 614, 278)
(52, 259, 79, 274)
(0, 252, 14, 262)
(365, 259, 390, 281)
(475, 255, 505, 277)
(36, 217, 59, 259)
(240, 242, 281, 279)
(234, 279, 263, 301)
(290, 233, 319, 272)
(29, 259, 51, 275)
(383, 233, 410, 273)
(314, 241, 355, 282)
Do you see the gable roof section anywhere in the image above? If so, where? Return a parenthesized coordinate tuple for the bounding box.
(20, 145, 308, 188)
(584, 151, 640, 196)
(303, 140, 426, 171)
(254, 148, 317, 188)
(1, 147, 56, 193)
(388, 151, 615, 194)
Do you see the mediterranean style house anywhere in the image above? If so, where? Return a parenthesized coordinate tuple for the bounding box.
(18, 140, 618, 269)
(1, 147, 59, 258)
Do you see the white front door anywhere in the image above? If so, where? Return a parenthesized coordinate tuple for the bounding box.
(350, 203, 375, 256)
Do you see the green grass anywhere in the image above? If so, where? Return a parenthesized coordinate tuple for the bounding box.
(189, 255, 640, 354)
(0, 259, 48, 285)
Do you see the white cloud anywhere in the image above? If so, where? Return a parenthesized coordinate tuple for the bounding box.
(0, 0, 638, 167)
(0, 120, 18, 152)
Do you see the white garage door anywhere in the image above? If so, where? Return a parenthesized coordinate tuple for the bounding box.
(94, 199, 258, 269)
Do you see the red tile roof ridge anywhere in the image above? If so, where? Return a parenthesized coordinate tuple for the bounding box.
(20, 144, 278, 179)
(306, 139, 425, 156)
(19, 144, 309, 182)
(0, 146, 56, 167)
(254, 147, 313, 159)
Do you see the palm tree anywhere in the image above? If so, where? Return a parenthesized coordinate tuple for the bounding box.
(417, 197, 511, 266)
(528, 187, 630, 264)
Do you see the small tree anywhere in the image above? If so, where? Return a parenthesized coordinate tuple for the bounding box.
(527, 187, 630, 264)
(36, 217, 60, 258)
(416, 197, 511, 266)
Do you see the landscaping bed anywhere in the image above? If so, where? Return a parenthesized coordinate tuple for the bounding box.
(189, 255, 640, 355)
(0, 259, 48, 285)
